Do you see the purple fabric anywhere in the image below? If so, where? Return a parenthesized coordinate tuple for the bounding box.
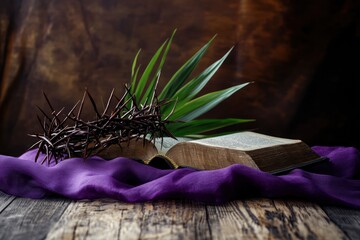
(0, 146, 359, 208)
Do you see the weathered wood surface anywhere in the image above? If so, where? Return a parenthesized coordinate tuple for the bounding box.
(1, 192, 359, 240)
(323, 207, 360, 240)
(0, 192, 71, 240)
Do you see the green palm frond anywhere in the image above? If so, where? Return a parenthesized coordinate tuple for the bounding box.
(127, 30, 253, 137)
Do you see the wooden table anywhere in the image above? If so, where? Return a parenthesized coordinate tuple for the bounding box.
(0, 191, 359, 239)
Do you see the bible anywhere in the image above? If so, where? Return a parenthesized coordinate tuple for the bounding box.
(100, 131, 327, 175)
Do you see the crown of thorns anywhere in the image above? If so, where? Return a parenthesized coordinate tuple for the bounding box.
(29, 86, 176, 165)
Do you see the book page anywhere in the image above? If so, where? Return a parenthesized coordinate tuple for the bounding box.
(190, 131, 301, 151)
(154, 137, 193, 155)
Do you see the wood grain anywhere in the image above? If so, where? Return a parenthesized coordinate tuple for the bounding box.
(2, 191, 359, 239)
(205, 199, 345, 239)
(0, 194, 70, 240)
(45, 198, 346, 240)
(323, 206, 360, 240)
(46, 199, 211, 240)
(0, 191, 15, 213)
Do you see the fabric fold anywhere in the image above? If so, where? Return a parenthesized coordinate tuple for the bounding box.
(0, 146, 359, 208)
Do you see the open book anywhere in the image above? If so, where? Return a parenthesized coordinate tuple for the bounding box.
(100, 131, 327, 175)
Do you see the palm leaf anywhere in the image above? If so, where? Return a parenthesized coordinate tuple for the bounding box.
(140, 30, 176, 104)
(167, 118, 254, 136)
(162, 47, 233, 115)
(133, 40, 168, 100)
(125, 50, 142, 109)
(159, 35, 216, 100)
(130, 49, 141, 91)
(174, 47, 232, 103)
(168, 82, 250, 121)
(127, 31, 253, 138)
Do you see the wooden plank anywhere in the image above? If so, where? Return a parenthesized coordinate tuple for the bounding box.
(135, 200, 211, 239)
(323, 206, 360, 239)
(46, 199, 144, 240)
(46, 199, 211, 239)
(0, 191, 16, 213)
(0, 194, 71, 240)
(46, 198, 346, 240)
(205, 199, 345, 239)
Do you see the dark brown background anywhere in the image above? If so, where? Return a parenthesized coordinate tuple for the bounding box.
(1, 0, 359, 156)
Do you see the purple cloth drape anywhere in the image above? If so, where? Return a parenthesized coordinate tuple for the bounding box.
(0, 146, 359, 208)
